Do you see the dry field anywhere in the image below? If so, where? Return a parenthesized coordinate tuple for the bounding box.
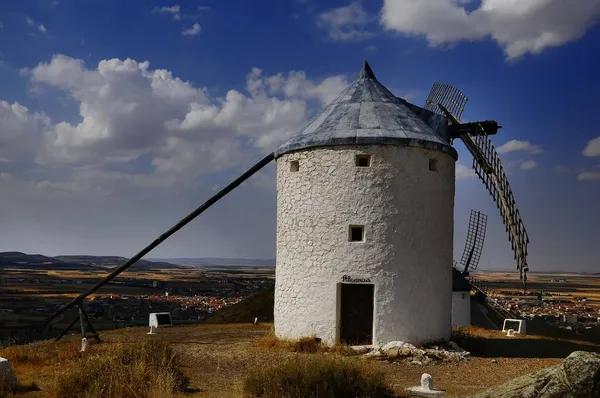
(0, 265, 275, 335)
(3, 323, 600, 398)
(475, 271, 600, 308)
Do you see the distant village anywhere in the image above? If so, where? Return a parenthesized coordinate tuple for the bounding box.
(0, 268, 275, 336)
(481, 283, 600, 335)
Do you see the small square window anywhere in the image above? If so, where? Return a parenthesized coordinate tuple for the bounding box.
(349, 225, 364, 242)
(429, 158, 438, 172)
(290, 160, 299, 172)
(355, 154, 371, 167)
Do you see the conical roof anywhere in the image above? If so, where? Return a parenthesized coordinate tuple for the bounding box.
(275, 62, 457, 159)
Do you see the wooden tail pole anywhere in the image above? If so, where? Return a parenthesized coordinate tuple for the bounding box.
(41, 152, 275, 332)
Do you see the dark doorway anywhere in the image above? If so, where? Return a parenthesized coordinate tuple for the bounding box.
(340, 283, 374, 345)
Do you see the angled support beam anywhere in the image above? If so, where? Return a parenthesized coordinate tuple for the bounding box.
(77, 304, 100, 341)
(78, 305, 87, 338)
(79, 305, 100, 341)
(41, 152, 275, 332)
(55, 314, 79, 341)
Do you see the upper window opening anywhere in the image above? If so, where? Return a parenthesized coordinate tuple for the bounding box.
(349, 225, 365, 242)
(290, 160, 299, 172)
(429, 158, 438, 172)
(356, 154, 371, 167)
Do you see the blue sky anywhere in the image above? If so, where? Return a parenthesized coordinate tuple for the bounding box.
(0, 0, 599, 272)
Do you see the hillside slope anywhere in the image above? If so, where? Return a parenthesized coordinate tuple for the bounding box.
(205, 287, 274, 324)
(5, 324, 600, 398)
(0, 252, 183, 270)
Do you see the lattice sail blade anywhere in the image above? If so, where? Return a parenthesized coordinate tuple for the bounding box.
(424, 82, 468, 120)
(459, 210, 488, 274)
(466, 130, 530, 280)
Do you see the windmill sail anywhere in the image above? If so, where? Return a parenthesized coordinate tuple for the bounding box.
(459, 210, 487, 275)
(468, 131, 529, 281)
(425, 83, 530, 284)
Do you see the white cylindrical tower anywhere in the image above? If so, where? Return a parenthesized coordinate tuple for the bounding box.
(274, 62, 457, 347)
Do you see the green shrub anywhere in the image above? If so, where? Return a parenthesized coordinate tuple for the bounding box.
(243, 355, 394, 398)
(49, 338, 189, 398)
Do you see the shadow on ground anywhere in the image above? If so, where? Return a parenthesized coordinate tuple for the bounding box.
(454, 335, 600, 358)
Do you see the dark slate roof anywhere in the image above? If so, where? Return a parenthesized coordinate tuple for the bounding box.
(453, 268, 472, 292)
(275, 61, 457, 159)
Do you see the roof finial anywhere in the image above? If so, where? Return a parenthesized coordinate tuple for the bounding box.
(358, 61, 376, 80)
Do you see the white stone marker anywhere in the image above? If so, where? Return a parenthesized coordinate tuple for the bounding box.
(406, 373, 446, 397)
(506, 328, 515, 337)
(81, 337, 89, 352)
(0, 357, 18, 391)
(254, 317, 258, 325)
(147, 325, 157, 335)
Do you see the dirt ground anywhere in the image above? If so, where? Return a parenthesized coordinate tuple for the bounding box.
(5, 323, 600, 398)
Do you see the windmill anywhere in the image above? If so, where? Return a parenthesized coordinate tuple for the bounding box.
(454, 209, 488, 276)
(422, 83, 530, 289)
(37, 61, 531, 341)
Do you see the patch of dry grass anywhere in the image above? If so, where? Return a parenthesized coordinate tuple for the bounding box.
(256, 335, 327, 353)
(0, 341, 82, 366)
(47, 338, 189, 398)
(3, 323, 588, 397)
(255, 330, 357, 356)
(243, 355, 394, 398)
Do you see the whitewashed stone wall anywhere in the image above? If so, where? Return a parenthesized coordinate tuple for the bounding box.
(451, 291, 471, 327)
(274, 144, 456, 346)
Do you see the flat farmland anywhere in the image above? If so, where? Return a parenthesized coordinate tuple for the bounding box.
(0, 262, 275, 343)
(474, 271, 600, 308)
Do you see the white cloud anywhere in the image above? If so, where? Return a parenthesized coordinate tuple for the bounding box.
(26, 17, 34, 25)
(317, 1, 375, 41)
(392, 88, 420, 102)
(577, 171, 600, 181)
(21, 55, 348, 189)
(380, 0, 600, 60)
(0, 101, 51, 162)
(520, 160, 538, 170)
(497, 139, 543, 154)
(198, 6, 210, 12)
(38, 24, 47, 34)
(260, 69, 348, 106)
(152, 5, 181, 21)
(583, 136, 600, 157)
(182, 23, 201, 36)
(456, 161, 475, 179)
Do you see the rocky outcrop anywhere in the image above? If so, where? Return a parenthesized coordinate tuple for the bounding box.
(0, 357, 18, 392)
(472, 351, 600, 398)
(363, 340, 470, 365)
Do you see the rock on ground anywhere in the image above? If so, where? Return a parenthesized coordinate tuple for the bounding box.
(363, 341, 470, 365)
(471, 351, 600, 398)
(0, 357, 18, 392)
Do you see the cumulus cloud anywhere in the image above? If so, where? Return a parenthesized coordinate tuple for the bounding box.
(583, 136, 600, 157)
(456, 161, 475, 179)
(497, 139, 543, 154)
(380, 0, 600, 59)
(520, 160, 538, 170)
(317, 1, 374, 41)
(182, 23, 201, 36)
(258, 69, 348, 106)
(152, 5, 181, 21)
(577, 171, 600, 181)
(0, 101, 51, 162)
(16, 55, 348, 189)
